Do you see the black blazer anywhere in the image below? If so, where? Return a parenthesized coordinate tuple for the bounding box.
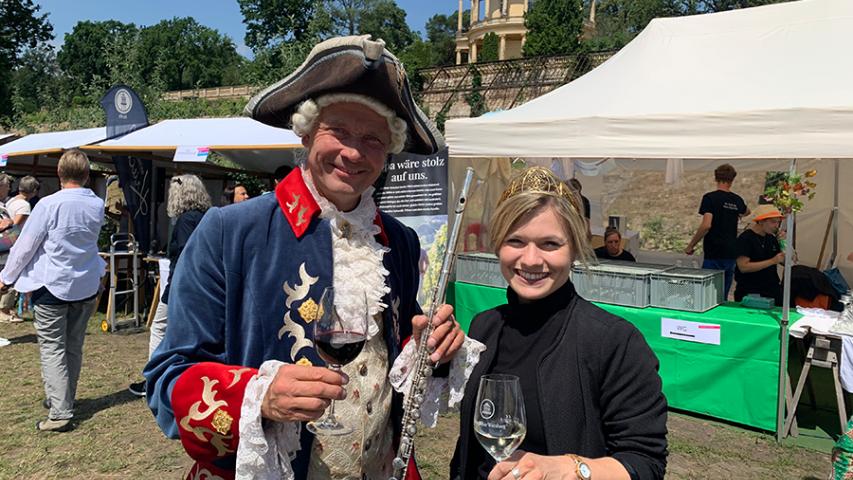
(450, 285, 668, 480)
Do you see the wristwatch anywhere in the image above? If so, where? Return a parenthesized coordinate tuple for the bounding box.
(566, 454, 592, 480)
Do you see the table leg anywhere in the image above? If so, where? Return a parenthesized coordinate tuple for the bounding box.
(146, 278, 160, 329)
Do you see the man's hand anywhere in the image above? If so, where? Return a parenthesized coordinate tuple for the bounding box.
(412, 304, 464, 365)
(0, 282, 7, 293)
(0, 218, 12, 231)
(260, 364, 348, 422)
(774, 252, 786, 265)
(684, 245, 695, 256)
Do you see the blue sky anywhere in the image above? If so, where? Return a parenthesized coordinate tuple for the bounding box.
(35, 0, 463, 58)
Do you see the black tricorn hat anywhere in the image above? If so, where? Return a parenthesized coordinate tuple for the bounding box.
(244, 35, 445, 156)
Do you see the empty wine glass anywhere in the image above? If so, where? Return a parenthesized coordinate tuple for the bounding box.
(307, 287, 368, 435)
(474, 374, 527, 462)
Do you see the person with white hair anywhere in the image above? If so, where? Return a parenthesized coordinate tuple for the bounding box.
(144, 35, 477, 480)
(128, 174, 212, 397)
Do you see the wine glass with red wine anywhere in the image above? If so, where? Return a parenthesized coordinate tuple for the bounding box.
(307, 286, 368, 435)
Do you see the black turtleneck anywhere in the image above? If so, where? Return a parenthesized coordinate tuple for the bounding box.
(477, 280, 575, 477)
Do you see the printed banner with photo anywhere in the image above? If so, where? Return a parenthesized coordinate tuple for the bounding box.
(376, 147, 449, 305)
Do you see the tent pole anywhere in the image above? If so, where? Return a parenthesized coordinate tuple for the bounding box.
(777, 158, 796, 442)
(830, 159, 839, 266)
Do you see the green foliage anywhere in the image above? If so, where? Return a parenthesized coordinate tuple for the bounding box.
(0, 0, 53, 123)
(762, 169, 817, 215)
(523, 0, 584, 57)
(57, 21, 139, 97)
(422, 10, 469, 67)
(582, 0, 787, 51)
(136, 18, 245, 91)
(480, 32, 499, 62)
(640, 215, 688, 252)
(325, 0, 416, 53)
(238, 0, 316, 51)
(465, 67, 486, 117)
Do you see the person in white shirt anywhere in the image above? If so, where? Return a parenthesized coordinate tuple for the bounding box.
(0, 150, 105, 432)
(0, 176, 40, 323)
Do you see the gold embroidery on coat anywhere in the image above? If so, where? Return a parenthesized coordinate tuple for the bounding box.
(298, 297, 319, 323)
(283, 263, 318, 308)
(226, 368, 252, 389)
(211, 409, 234, 435)
(286, 193, 301, 213)
(296, 357, 313, 366)
(178, 377, 235, 457)
(296, 206, 309, 226)
(279, 311, 314, 359)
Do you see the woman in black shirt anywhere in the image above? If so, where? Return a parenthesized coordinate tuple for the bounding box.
(451, 168, 667, 480)
(594, 227, 636, 262)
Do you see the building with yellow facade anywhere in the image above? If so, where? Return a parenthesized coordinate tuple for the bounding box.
(455, 0, 529, 64)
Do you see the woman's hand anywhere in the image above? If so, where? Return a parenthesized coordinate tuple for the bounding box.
(489, 451, 576, 480)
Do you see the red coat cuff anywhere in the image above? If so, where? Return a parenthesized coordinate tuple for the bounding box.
(171, 362, 258, 462)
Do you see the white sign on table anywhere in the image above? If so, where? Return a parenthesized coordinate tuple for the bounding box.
(661, 317, 721, 345)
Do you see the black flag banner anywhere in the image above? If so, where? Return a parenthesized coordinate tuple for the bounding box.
(100, 85, 152, 251)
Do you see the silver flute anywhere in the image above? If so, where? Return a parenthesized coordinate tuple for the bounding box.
(390, 167, 475, 480)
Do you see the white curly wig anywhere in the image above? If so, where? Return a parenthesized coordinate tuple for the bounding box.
(291, 93, 408, 154)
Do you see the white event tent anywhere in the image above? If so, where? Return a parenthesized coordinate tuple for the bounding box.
(0, 127, 107, 174)
(446, 0, 852, 277)
(82, 117, 302, 174)
(446, 0, 853, 440)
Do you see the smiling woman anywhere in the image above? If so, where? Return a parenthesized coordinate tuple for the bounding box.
(451, 167, 669, 480)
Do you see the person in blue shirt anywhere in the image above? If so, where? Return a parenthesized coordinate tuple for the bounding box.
(0, 149, 105, 432)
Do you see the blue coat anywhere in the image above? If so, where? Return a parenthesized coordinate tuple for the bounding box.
(144, 171, 422, 477)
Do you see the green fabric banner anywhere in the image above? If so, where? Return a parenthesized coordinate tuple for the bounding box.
(450, 281, 797, 432)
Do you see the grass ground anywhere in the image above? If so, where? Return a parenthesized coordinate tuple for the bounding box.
(0, 314, 833, 479)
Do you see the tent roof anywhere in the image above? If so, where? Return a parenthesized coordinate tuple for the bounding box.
(446, 0, 853, 159)
(0, 127, 106, 159)
(0, 133, 17, 145)
(82, 117, 302, 174)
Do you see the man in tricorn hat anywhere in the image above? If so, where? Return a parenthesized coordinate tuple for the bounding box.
(144, 35, 480, 479)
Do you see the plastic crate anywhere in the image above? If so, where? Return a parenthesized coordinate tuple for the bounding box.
(650, 267, 723, 312)
(572, 261, 671, 308)
(455, 252, 507, 288)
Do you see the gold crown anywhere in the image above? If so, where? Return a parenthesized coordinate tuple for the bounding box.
(498, 166, 582, 213)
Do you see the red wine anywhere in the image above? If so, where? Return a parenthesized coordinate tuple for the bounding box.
(315, 331, 366, 366)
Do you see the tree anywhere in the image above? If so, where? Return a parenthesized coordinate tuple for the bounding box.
(238, 0, 316, 52)
(523, 0, 585, 57)
(57, 20, 138, 97)
(137, 18, 245, 91)
(0, 0, 53, 121)
(325, 0, 415, 53)
(423, 9, 469, 66)
(480, 32, 499, 62)
(10, 45, 62, 115)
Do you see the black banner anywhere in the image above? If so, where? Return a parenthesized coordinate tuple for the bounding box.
(100, 85, 149, 139)
(375, 147, 449, 217)
(113, 156, 152, 253)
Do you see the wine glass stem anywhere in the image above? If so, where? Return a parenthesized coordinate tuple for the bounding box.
(326, 364, 342, 423)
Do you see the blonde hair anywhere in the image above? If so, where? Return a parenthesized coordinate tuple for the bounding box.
(489, 191, 594, 266)
(291, 93, 408, 154)
(58, 149, 90, 184)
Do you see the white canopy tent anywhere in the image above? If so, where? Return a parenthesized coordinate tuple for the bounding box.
(445, 0, 853, 440)
(446, 0, 852, 278)
(0, 133, 18, 146)
(0, 127, 107, 173)
(82, 117, 302, 174)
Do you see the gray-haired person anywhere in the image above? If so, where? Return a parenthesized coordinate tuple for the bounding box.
(0, 150, 105, 432)
(128, 174, 211, 397)
(0, 176, 40, 323)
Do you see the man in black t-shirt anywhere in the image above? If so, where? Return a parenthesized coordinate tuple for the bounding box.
(734, 205, 786, 305)
(685, 164, 749, 299)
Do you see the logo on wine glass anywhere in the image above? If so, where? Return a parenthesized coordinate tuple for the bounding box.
(480, 399, 495, 420)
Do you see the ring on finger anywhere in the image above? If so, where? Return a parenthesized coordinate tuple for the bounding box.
(511, 466, 521, 480)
